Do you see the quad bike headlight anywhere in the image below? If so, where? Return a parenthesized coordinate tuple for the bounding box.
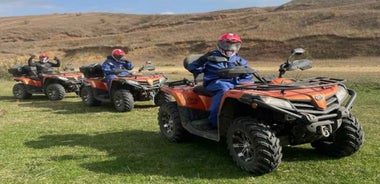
(126, 80, 140, 86)
(261, 96, 295, 110)
(336, 85, 348, 103)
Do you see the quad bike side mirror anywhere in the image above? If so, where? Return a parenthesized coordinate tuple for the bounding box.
(286, 59, 312, 71)
(279, 48, 310, 77)
(291, 48, 305, 56)
(138, 65, 155, 72)
(138, 61, 155, 72)
(145, 66, 156, 71)
(287, 48, 305, 63)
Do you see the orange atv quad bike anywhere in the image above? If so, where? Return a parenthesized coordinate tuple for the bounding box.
(79, 61, 172, 112)
(158, 48, 364, 175)
(8, 65, 84, 100)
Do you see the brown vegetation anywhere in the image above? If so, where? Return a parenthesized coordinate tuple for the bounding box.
(0, 0, 379, 68)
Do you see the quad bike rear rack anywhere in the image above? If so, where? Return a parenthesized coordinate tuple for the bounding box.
(235, 77, 346, 91)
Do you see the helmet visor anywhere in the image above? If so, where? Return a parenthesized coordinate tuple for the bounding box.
(218, 41, 241, 52)
(40, 57, 48, 63)
(113, 55, 124, 61)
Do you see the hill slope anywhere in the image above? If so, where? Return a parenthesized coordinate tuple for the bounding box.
(0, 0, 379, 63)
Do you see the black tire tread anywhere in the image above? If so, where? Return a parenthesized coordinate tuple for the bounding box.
(311, 116, 364, 157)
(13, 83, 32, 99)
(113, 89, 134, 112)
(46, 83, 65, 101)
(158, 102, 192, 142)
(227, 117, 282, 175)
(154, 91, 172, 106)
(80, 86, 101, 106)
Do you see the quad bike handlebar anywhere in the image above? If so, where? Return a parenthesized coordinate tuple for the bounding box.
(279, 48, 312, 77)
(138, 60, 156, 72)
(178, 48, 312, 86)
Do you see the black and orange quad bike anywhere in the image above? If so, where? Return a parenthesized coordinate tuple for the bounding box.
(8, 65, 84, 100)
(79, 61, 172, 112)
(158, 48, 364, 175)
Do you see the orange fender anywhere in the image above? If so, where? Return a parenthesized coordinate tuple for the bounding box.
(85, 78, 108, 91)
(161, 86, 211, 111)
(14, 77, 42, 87)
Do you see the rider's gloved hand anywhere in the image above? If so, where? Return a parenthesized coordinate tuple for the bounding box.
(113, 69, 125, 74)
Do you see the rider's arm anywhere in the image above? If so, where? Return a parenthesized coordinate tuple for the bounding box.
(187, 60, 204, 75)
(187, 54, 210, 75)
(28, 55, 36, 66)
(102, 60, 125, 75)
(122, 60, 134, 70)
(187, 50, 217, 74)
(50, 56, 61, 67)
(102, 61, 114, 75)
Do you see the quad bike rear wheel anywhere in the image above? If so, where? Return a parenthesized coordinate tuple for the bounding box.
(45, 83, 65, 101)
(113, 89, 134, 112)
(227, 117, 282, 175)
(80, 86, 101, 106)
(154, 91, 172, 106)
(311, 116, 364, 157)
(158, 102, 192, 142)
(12, 83, 32, 99)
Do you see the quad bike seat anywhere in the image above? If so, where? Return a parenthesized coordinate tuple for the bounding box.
(193, 85, 215, 97)
(8, 65, 34, 77)
(80, 63, 104, 78)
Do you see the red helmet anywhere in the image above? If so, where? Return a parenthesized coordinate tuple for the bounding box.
(111, 49, 126, 61)
(217, 33, 242, 57)
(39, 53, 49, 63)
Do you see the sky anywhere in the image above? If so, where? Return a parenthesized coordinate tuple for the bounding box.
(0, 0, 291, 17)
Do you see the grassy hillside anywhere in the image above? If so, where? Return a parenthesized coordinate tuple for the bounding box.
(0, 0, 379, 69)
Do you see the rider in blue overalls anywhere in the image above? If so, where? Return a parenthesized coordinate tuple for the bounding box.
(102, 49, 134, 90)
(187, 33, 253, 128)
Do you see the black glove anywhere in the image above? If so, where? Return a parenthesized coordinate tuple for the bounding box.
(279, 63, 289, 72)
(54, 56, 59, 61)
(30, 54, 36, 59)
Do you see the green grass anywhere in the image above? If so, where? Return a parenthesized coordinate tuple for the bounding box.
(0, 77, 379, 183)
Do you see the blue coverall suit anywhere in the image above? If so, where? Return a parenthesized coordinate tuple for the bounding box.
(187, 50, 253, 127)
(102, 56, 134, 89)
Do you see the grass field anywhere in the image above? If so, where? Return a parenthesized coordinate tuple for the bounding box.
(0, 58, 380, 183)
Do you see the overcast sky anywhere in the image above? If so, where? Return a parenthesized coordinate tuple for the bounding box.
(0, 0, 291, 17)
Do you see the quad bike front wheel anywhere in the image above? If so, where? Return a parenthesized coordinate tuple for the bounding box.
(13, 83, 32, 99)
(158, 102, 192, 142)
(80, 86, 101, 106)
(311, 116, 364, 157)
(113, 89, 134, 112)
(227, 117, 282, 175)
(45, 83, 65, 101)
(154, 91, 172, 106)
